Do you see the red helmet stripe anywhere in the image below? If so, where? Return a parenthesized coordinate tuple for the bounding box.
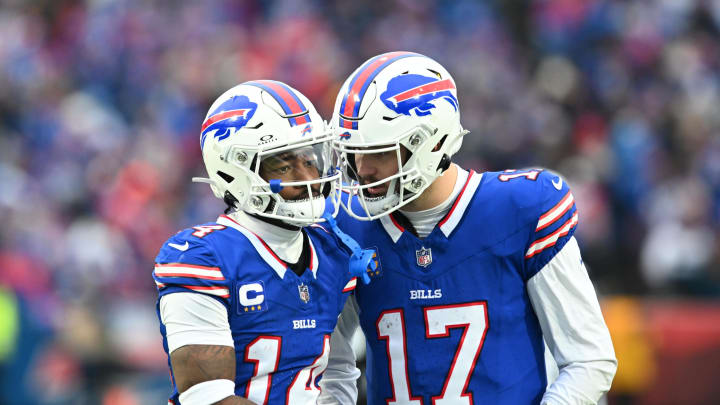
(390, 78, 456, 103)
(246, 80, 311, 126)
(339, 52, 418, 121)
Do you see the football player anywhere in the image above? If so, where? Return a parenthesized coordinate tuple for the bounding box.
(153, 81, 360, 405)
(319, 52, 617, 404)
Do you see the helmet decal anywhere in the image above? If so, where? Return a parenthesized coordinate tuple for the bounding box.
(200, 95, 258, 149)
(330, 52, 467, 220)
(380, 74, 458, 117)
(300, 123, 313, 136)
(246, 80, 311, 127)
(338, 51, 418, 130)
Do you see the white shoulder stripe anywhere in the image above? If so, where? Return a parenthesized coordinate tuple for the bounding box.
(155, 281, 230, 298)
(181, 285, 230, 298)
(342, 277, 357, 292)
(536, 191, 574, 231)
(154, 264, 225, 280)
(526, 212, 579, 259)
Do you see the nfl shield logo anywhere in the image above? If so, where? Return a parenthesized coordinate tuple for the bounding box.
(416, 247, 432, 267)
(298, 283, 310, 303)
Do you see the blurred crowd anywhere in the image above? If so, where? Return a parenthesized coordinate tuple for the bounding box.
(2, 0, 720, 403)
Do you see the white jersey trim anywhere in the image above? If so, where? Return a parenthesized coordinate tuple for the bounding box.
(525, 212, 579, 259)
(400, 167, 470, 239)
(379, 214, 404, 243)
(438, 170, 482, 237)
(306, 233, 319, 278)
(378, 167, 481, 242)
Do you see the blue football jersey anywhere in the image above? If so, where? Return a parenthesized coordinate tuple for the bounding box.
(153, 214, 357, 405)
(335, 169, 578, 405)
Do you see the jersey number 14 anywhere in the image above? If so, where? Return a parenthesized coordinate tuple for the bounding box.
(244, 335, 330, 405)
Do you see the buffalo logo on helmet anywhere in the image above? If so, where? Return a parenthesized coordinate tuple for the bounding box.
(200, 95, 258, 149)
(380, 74, 458, 117)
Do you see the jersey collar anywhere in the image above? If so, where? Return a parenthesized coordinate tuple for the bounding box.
(379, 213, 406, 243)
(378, 170, 482, 243)
(217, 214, 318, 279)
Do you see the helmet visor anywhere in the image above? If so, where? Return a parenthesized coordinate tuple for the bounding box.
(259, 145, 325, 196)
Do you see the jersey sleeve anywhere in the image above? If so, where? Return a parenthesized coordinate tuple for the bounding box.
(153, 229, 231, 302)
(527, 237, 617, 403)
(523, 170, 579, 279)
(318, 296, 361, 404)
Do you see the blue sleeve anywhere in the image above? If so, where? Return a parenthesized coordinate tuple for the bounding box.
(522, 170, 578, 279)
(153, 229, 231, 302)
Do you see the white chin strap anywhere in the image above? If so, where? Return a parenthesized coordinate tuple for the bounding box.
(363, 196, 399, 217)
(274, 195, 326, 226)
(358, 178, 403, 217)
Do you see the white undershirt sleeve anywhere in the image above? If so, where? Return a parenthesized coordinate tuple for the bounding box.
(159, 292, 234, 353)
(527, 237, 617, 405)
(318, 296, 362, 405)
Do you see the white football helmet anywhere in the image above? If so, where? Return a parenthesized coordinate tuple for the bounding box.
(195, 80, 340, 226)
(330, 51, 468, 220)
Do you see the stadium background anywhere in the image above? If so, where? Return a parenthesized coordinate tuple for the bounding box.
(1, 0, 720, 404)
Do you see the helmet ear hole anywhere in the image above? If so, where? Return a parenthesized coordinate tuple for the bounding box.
(432, 134, 448, 152)
(217, 171, 234, 183)
(249, 155, 258, 172)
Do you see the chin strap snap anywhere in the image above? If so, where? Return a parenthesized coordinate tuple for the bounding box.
(321, 212, 375, 284)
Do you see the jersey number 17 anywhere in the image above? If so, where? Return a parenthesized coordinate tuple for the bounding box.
(377, 302, 489, 405)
